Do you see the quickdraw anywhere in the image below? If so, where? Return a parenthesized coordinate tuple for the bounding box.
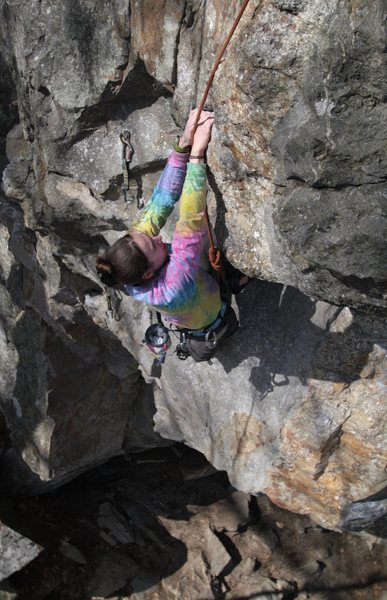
(120, 130, 145, 209)
(104, 286, 122, 322)
(120, 130, 134, 204)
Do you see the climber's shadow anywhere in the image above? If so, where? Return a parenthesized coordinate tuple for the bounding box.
(216, 279, 376, 393)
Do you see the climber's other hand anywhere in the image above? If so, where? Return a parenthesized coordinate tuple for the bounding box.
(190, 110, 215, 155)
(180, 108, 214, 149)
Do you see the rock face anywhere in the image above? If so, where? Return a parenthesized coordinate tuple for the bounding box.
(0, 0, 386, 531)
(2, 455, 387, 600)
(0, 522, 42, 582)
(212, 0, 387, 314)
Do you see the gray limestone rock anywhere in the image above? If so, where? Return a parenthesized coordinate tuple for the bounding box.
(49, 97, 178, 197)
(2, 458, 386, 599)
(212, 0, 387, 313)
(0, 189, 169, 492)
(0, 522, 42, 582)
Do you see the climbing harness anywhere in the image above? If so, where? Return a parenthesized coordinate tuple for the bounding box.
(177, 302, 238, 363)
(144, 302, 237, 363)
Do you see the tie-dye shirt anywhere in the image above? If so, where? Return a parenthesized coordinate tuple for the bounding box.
(123, 150, 222, 329)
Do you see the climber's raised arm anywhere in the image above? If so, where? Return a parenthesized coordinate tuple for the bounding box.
(132, 109, 202, 237)
(169, 111, 215, 276)
(96, 109, 203, 286)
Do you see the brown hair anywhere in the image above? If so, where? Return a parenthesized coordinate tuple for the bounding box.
(96, 234, 149, 286)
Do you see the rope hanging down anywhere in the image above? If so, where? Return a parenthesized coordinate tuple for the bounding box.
(190, 0, 252, 279)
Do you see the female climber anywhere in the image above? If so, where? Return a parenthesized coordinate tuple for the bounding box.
(96, 109, 244, 362)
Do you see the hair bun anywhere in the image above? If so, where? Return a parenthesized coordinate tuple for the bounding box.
(96, 257, 114, 275)
(95, 257, 117, 287)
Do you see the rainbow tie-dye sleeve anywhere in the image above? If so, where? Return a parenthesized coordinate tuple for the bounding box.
(171, 163, 207, 273)
(125, 159, 222, 330)
(131, 150, 189, 236)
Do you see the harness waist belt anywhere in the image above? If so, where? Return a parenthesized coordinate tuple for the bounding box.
(184, 302, 227, 337)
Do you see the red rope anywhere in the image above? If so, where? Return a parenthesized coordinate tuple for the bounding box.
(191, 0, 252, 140)
(190, 0, 252, 278)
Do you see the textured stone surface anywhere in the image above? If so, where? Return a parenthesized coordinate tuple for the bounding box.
(142, 285, 386, 530)
(212, 0, 387, 313)
(1, 0, 386, 310)
(0, 190, 169, 491)
(1, 457, 386, 599)
(0, 54, 18, 172)
(50, 96, 177, 197)
(0, 0, 386, 533)
(0, 522, 42, 582)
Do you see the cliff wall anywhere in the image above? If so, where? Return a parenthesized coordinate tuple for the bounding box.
(0, 0, 386, 530)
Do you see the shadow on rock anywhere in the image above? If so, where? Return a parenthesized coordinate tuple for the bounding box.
(340, 485, 387, 538)
(216, 280, 378, 395)
(0, 451, 231, 599)
(1, 450, 387, 600)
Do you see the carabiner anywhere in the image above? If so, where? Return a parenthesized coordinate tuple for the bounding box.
(205, 329, 218, 349)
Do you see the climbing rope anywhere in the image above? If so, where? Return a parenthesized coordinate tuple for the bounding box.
(117, 2, 252, 275)
(190, 0, 252, 279)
